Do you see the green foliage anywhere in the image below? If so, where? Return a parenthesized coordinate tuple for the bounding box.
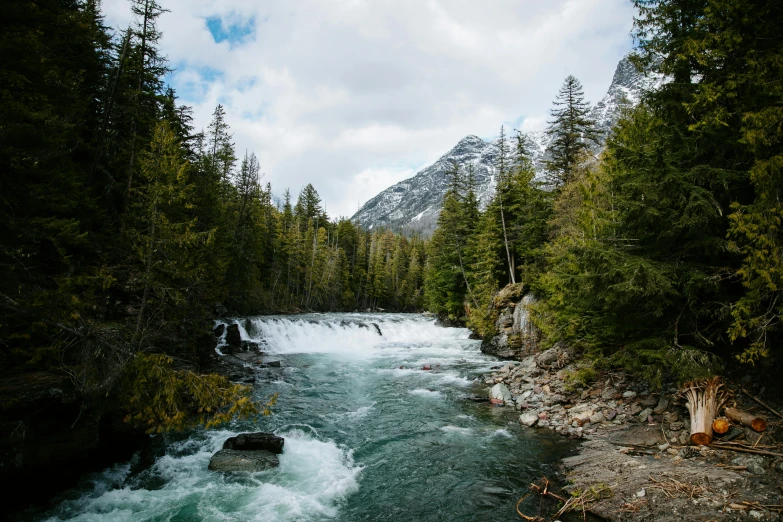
(425, 0, 782, 385)
(545, 75, 602, 186)
(563, 366, 598, 392)
(121, 353, 275, 433)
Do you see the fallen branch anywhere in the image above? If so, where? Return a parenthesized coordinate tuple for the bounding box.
(725, 407, 767, 432)
(712, 444, 783, 458)
(740, 388, 783, 420)
(648, 476, 705, 500)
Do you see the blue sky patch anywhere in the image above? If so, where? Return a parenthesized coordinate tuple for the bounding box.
(206, 15, 255, 46)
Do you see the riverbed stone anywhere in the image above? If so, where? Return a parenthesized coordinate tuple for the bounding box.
(637, 408, 653, 422)
(519, 412, 539, 427)
(489, 383, 512, 402)
(225, 324, 242, 351)
(208, 449, 279, 472)
(223, 432, 284, 454)
(653, 396, 669, 414)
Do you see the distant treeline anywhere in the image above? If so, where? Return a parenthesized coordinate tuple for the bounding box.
(424, 0, 783, 384)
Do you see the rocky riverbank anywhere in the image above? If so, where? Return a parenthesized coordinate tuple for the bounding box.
(483, 345, 783, 521)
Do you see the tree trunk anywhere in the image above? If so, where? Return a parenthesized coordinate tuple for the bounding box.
(725, 407, 767, 432)
(681, 378, 728, 446)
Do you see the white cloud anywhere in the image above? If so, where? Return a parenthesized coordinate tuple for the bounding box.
(101, 0, 635, 217)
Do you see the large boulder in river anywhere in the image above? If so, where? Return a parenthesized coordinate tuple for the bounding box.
(223, 432, 284, 454)
(208, 449, 279, 472)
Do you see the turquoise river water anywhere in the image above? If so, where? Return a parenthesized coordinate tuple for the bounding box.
(31, 313, 580, 521)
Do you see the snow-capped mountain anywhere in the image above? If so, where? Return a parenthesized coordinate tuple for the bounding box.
(351, 54, 665, 236)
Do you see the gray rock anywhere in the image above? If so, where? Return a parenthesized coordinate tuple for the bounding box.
(637, 408, 653, 422)
(590, 412, 606, 424)
(601, 388, 618, 400)
(731, 455, 767, 475)
(208, 449, 279, 472)
(225, 324, 242, 351)
(622, 391, 637, 399)
(519, 412, 539, 427)
(641, 395, 657, 408)
(653, 396, 669, 414)
(490, 383, 512, 402)
(213, 324, 225, 337)
(223, 432, 285, 454)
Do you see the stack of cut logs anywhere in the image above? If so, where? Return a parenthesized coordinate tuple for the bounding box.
(680, 377, 767, 446)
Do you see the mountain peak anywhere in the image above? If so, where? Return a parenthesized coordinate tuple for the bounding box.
(351, 54, 663, 236)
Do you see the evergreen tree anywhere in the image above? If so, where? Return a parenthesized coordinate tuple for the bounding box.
(545, 75, 601, 186)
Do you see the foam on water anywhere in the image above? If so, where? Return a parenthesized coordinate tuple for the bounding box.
(440, 426, 473, 435)
(408, 388, 443, 398)
(225, 314, 470, 357)
(43, 430, 361, 522)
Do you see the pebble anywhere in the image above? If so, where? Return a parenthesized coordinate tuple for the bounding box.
(623, 390, 637, 398)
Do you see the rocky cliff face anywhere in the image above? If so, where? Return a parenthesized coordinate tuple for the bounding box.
(351, 54, 666, 236)
(480, 284, 540, 359)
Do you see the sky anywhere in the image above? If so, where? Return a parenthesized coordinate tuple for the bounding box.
(101, 0, 637, 218)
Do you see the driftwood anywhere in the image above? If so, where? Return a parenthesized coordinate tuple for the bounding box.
(712, 417, 730, 435)
(725, 407, 767, 432)
(680, 378, 729, 446)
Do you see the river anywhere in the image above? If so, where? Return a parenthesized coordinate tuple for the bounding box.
(33, 313, 578, 521)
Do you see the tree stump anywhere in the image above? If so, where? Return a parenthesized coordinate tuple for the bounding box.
(680, 378, 729, 446)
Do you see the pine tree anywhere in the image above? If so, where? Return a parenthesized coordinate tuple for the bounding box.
(494, 126, 516, 284)
(125, 0, 170, 199)
(127, 121, 215, 344)
(545, 75, 601, 186)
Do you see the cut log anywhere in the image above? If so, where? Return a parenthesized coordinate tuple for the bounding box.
(725, 407, 767, 432)
(712, 417, 730, 435)
(680, 377, 729, 446)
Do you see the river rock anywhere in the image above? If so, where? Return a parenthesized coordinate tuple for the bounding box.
(519, 412, 539, 427)
(731, 455, 767, 475)
(225, 324, 242, 352)
(653, 396, 669, 414)
(213, 324, 225, 337)
(590, 412, 606, 424)
(223, 432, 285, 454)
(489, 383, 512, 403)
(637, 408, 653, 422)
(622, 390, 637, 399)
(208, 449, 279, 472)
